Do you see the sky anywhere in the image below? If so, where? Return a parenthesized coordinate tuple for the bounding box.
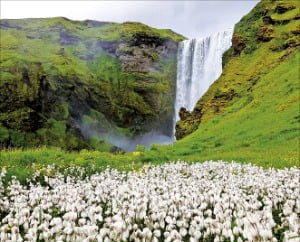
(0, 1, 259, 38)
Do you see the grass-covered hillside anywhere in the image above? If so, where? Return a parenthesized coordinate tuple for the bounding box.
(167, 0, 299, 167)
(0, 0, 299, 181)
(0, 2, 299, 241)
(0, 18, 185, 151)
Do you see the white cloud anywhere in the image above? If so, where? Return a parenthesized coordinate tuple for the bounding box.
(0, 1, 259, 38)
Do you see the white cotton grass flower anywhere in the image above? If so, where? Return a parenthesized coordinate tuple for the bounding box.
(0, 161, 299, 241)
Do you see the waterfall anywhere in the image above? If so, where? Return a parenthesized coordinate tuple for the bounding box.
(173, 30, 233, 134)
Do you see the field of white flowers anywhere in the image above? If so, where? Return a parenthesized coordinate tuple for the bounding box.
(0, 161, 299, 242)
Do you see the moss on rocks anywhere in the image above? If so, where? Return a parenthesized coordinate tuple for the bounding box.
(0, 18, 185, 150)
(176, 0, 300, 141)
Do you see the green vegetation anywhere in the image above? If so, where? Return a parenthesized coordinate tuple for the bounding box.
(0, 0, 299, 182)
(175, 0, 299, 167)
(0, 17, 182, 150)
(147, 53, 299, 168)
(0, 148, 144, 184)
(83, 21, 186, 42)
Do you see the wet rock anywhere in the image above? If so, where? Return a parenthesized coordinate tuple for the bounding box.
(175, 119, 200, 140)
(130, 32, 164, 47)
(232, 35, 246, 56)
(179, 107, 191, 120)
(175, 105, 203, 140)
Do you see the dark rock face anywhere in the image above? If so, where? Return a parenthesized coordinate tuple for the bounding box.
(179, 108, 190, 120)
(232, 35, 246, 56)
(262, 16, 275, 25)
(130, 33, 164, 47)
(275, 4, 295, 14)
(262, 14, 296, 26)
(175, 107, 201, 140)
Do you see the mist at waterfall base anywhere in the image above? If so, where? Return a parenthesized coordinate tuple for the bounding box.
(78, 119, 173, 152)
(79, 30, 233, 151)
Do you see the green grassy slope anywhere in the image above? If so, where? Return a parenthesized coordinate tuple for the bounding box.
(167, 52, 299, 167)
(0, 1, 299, 183)
(0, 18, 185, 150)
(150, 0, 300, 167)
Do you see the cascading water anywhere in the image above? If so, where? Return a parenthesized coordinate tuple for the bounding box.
(98, 30, 233, 149)
(173, 30, 233, 135)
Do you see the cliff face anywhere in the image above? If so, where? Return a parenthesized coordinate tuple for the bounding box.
(170, 0, 299, 165)
(176, 0, 299, 140)
(0, 18, 185, 150)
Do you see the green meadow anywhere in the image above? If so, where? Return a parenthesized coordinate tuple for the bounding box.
(0, 0, 299, 183)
